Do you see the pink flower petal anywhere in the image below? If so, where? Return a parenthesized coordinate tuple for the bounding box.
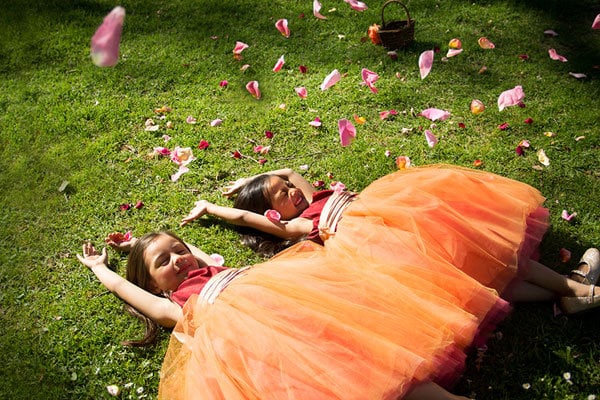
(275, 19, 290, 38)
(524, 117, 533, 124)
(210, 119, 223, 127)
(134, 200, 144, 209)
(320, 69, 341, 90)
(246, 80, 261, 99)
(498, 122, 510, 130)
(313, 0, 327, 19)
(419, 108, 450, 121)
(219, 80, 228, 87)
(361, 68, 379, 93)
(593, 14, 600, 29)
(561, 209, 577, 221)
(424, 130, 438, 148)
(379, 109, 397, 120)
(295, 86, 307, 98)
(272, 55, 285, 72)
(497, 85, 525, 111)
(330, 181, 347, 193)
(90, 6, 126, 67)
(446, 48, 463, 57)
(198, 140, 210, 150)
(569, 72, 587, 79)
(309, 117, 322, 127)
(478, 37, 495, 49)
(338, 118, 356, 147)
(154, 147, 171, 156)
(344, 0, 368, 11)
(264, 209, 282, 223)
(418, 50, 434, 79)
(186, 116, 197, 124)
(548, 48, 567, 62)
(209, 253, 225, 266)
(299, 65, 308, 73)
(233, 41, 249, 55)
(265, 130, 274, 138)
(171, 165, 189, 182)
(544, 29, 559, 37)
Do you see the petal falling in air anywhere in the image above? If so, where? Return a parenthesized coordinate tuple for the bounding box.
(361, 68, 379, 93)
(419, 50, 434, 79)
(90, 6, 126, 67)
(321, 69, 341, 90)
(275, 19, 290, 38)
(497, 85, 525, 111)
(338, 119, 356, 147)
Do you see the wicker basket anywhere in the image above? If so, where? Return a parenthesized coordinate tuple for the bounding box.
(377, 0, 415, 50)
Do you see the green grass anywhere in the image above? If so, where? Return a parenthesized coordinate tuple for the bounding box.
(0, 0, 599, 398)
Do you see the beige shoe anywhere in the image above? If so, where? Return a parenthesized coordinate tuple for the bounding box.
(569, 248, 600, 285)
(560, 284, 600, 315)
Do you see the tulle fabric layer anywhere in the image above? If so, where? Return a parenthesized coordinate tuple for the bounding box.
(159, 165, 549, 399)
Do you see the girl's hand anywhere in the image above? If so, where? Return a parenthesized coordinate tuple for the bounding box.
(76, 242, 108, 270)
(222, 178, 248, 198)
(180, 200, 211, 226)
(105, 232, 137, 253)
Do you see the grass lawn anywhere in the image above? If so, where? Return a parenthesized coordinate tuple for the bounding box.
(0, 0, 599, 398)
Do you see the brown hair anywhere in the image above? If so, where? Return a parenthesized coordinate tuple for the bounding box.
(233, 174, 301, 257)
(122, 231, 189, 347)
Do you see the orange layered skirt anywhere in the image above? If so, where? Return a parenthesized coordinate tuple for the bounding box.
(159, 165, 549, 399)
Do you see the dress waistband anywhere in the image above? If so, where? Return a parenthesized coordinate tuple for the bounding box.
(318, 190, 357, 242)
(199, 266, 251, 305)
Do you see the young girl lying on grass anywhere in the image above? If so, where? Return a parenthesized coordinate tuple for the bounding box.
(181, 164, 600, 314)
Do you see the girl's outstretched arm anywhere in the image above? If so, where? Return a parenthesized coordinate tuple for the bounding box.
(180, 200, 312, 240)
(77, 243, 182, 327)
(223, 168, 315, 199)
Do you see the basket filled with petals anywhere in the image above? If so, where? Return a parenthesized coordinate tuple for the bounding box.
(373, 0, 415, 50)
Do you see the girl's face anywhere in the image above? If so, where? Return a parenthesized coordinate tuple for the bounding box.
(143, 234, 199, 293)
(267, 176, 309, 220)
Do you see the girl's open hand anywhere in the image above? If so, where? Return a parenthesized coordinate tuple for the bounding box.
(105, 232, 137, 253)
(180, 200, 211, 226)
(76, 243, 108, 270)
(222, 178, 248, 198)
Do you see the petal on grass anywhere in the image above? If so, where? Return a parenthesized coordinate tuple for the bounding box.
(446, 48, 463, 57)
(537, 149, 550, 166)
(313, 0, 327, 19)
(361, 68, 379, 93)
(470, 99, 485, 114)
(549, 48, 568, 62)
(569, 72, 587, 79)
(309, 117, 322, 127)
(338, 118, 356, 147)
(320, 69, 341, 90)
(272, 55, 285, 72)
(395, 156, 411, 170)
(275, 19, 290, 38)
(498, 85, 525, 111)
(90, 6, 126, 67)
(561, 210, 577, 221)
(418, 50, 434, 79)
(478, 37, 495, 49)
(419, 108, 450, 121)
(171, 166, 190, 182)
(448, 38, 462, 49)
(246, 80, 261, 99)
(233, 41, 249, 55)
(344, 0, 368, 11)
(424, 130, 438, 148)
(295, 86, 307, 98)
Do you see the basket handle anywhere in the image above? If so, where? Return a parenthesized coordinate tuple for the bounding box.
(381, 0, 412, 28)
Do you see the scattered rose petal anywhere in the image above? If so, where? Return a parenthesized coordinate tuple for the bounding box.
(524, 117, 533, 124)
(537, 149, 550, 166)
(515, 146, 525, 156)
(419, 50, 434, 79)
(275, 19, 290, 38)
(473, 159, 483, 167)
(478, 37, 495, 49)
(498, 85, 525, 111)
(559, 248, 571, 263)
(134, 200, 144, 209)
(264, 209, 282, 223)
(154, 146, 171, 156)
(295, 86, 307, 98)
(232, 150, 242, 159)
(478, 65, 488, 74)
(344, 0, 368, 12)
(395, 156, 411, 170)
(569, 72, 587, 79)
(162, 135, 171, 142)
(170, 146, 195, 166)
(299, 164, 309, 170)
(313, 0, 327, 19)
(338, 119, 356, 147)
(299, 65, 308, 73)
(330, 181, 346, 193)
(265, 130, 273, 139)
(198, 140, 210, 150)
(90, 6, 126, 67)
(272, 55, 285, 72)
(326, 172, 334, 179)
(309, 117, 322, 127)
(171, 165, 190, 182)
(548, 48, 567, 62)
(210, 118, 223, 127)
(219, 80, 228, 87)
(518, 139, 530, 148)
(209, 253, 225, 266)
(119, 203, 131, 211)
(448, 38, 462, 49)
(379, 109, 398, 120)
(253, 145, 271, 154)
(353, 114, 366, 124)
(186, 116, 197, 124)
(313, 180, 325, 188)
(233, 41, 249, 55)
(320, 69, 341, 90)
(575, 135, 585, 141)
(470, 99, 485, 114)
(240, 64, 250, 71)
(106, 385, 121, 396)
(424, 130, 438, 148)
(384, 150, 391, 157)
(446, 48, 463, 57)
(593, 14, 600, 29)
(519, 54, 530, 60)
(561, 209, 577, 221)
(498, 122, 510, 130)
(246, 81, 261, 99)
(361, 68, 379, 93)
(419, 108, 450, 121)
(544, 29, 558, 37)
(458, 122, 466, 129)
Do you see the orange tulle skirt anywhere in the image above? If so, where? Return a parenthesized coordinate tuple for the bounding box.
(159, 165, 549, 400)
